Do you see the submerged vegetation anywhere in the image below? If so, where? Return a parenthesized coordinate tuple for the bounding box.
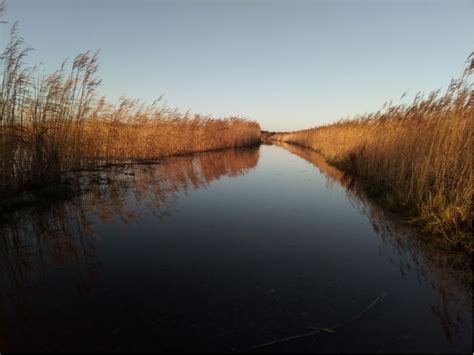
(272, 55, 473, 252)
(0, 2, 260, 199)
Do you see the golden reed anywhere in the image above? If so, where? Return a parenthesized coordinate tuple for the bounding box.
(0, 2, 260, 197)
(272, 54, 473, 251)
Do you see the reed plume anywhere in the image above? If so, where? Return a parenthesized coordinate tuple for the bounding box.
(0, 2, 260, 198)
(272, 54, 473, 250)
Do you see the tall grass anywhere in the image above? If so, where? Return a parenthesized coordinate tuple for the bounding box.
(276, 139, 471, 286)
(0, 2, 260, 197)
(272, 55, 473, 251)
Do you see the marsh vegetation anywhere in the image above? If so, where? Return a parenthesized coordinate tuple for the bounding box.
(0, 1, 471, 351)
(271, 56, 473, 252)
(0, 2, 260, 200)
(0, 144, 471, 352)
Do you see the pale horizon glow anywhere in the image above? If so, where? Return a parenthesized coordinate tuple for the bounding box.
(2, 0, 473, 131)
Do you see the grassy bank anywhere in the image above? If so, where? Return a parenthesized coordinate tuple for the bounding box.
(0, 2, 260, 199)
(272, 54, 473, 252)
(276, 140, 472, 286)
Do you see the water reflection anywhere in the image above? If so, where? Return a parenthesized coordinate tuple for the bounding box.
(274, 141, 471, 343)
(0, 144, 471, 352)
(0, 147, 260, 341)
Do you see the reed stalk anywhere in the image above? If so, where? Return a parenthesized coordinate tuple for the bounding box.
(0, 2, 260, 198)
(272, 54, 473, 251)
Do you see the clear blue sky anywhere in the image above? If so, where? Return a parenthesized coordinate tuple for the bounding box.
(1, 0, 472, 131)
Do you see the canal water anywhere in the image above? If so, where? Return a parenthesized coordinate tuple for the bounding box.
(0, 144, 471, 352)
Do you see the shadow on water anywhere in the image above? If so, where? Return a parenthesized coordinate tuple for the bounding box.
(0, 144, 471, 352)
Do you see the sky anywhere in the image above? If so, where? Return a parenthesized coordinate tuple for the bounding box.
(1, 0, 472, 131)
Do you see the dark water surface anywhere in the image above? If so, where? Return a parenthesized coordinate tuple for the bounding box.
(0, 144, 471, 353)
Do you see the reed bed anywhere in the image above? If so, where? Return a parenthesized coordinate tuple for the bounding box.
(277, 139, 471, 286)
(272, 55, 473, 251)
(0, 3, 260, 198)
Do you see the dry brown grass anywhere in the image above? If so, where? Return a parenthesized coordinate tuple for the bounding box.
(0, 3, 260, 197)
(272, 54, 473, 251)
(277, 139, 472, 287)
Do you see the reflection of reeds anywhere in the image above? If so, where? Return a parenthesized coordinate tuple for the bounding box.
(275, 141, 348, 189)
(272, 55, 473, 250)
(82, 147, 260, 224)
(0, 203, 99, 329)
(0, 3, 260, 198)
(0, 147, 259, 316)
(0, 148, 259, 336)
(277, 140, 471, 340)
